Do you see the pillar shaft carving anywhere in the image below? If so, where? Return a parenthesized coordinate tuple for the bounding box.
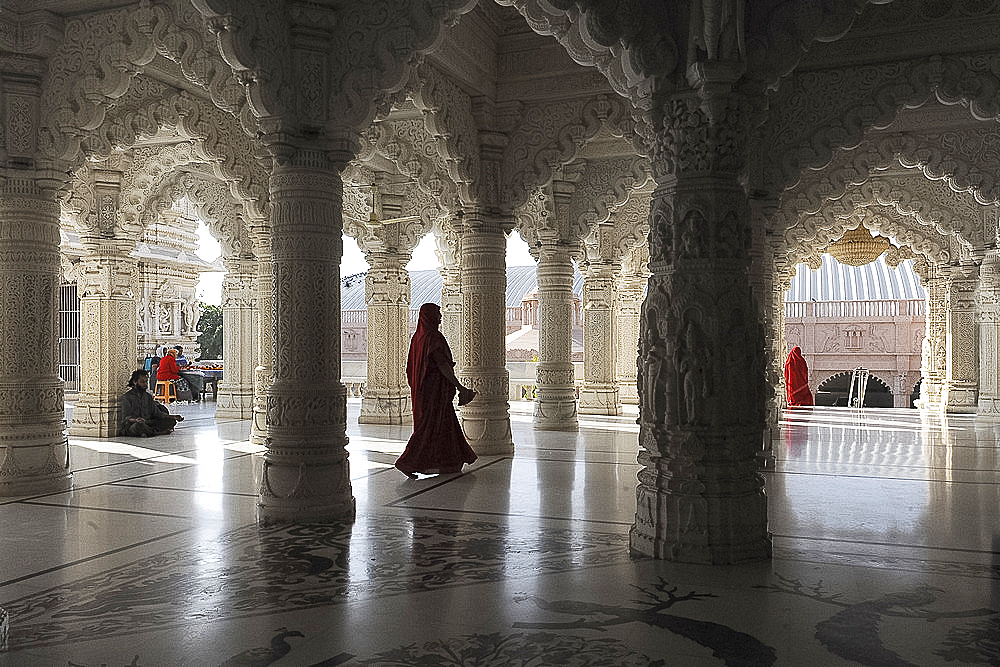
(977, 252, 1000, 414)
(0, 179, 71, 496)
(945, 265, 979, 413)
(216, 257, 256, 419)
(631, 83, 770, 564)
(534, 241, 579, 430)
(250, 228, 272, 445)
(579, 262, 621, 415)
(615, 261, 647, 406)
(359, 252, 413, 425)
(69, 239, 139, 437)
(920, 270, 948, 411)
(436, 217, 463, 363)
(260, 153, 354, 523)
(459, 212, 513, 455)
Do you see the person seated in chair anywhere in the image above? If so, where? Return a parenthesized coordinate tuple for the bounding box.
(174, 345, 205, 402)
(120, 369, 184, 437)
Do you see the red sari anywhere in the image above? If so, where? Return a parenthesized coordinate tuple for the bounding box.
(783, 346, 814, 406)
(395, 303, 478, 475)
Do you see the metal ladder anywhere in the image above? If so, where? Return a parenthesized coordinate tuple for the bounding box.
(847, 367, 869, 408)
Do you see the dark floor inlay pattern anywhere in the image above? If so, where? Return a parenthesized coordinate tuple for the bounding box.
(3, 515, 628, 650)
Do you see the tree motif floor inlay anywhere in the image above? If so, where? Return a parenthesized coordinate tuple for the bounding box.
(3, 515, 629, 650)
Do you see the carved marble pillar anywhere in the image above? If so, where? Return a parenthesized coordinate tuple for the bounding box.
(534, 240, 579, 430)
(919, 265, 948, 411)
(945, 264, 979, 413)
(616, 248, 648, 406)
(459, 211, 514, 455)
(359, 251, 412, 425)
(216, 257, 256, 419)
(259, 150, 354, 523)
(0, 177, 71, 495)
(977, 252, 1000, 415)
(436, 218, 463, 367)
(250, 228, 272, 445)
(69, 239, 139, 437)
(630, 77, 770, 563)
(579, 261, 621, 415)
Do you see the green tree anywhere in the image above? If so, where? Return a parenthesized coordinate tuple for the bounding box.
(196, 303, 223, 360)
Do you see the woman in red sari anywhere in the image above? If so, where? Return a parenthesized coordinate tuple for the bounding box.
(395, 303, 478, 476)
(783, 346, 814, 407)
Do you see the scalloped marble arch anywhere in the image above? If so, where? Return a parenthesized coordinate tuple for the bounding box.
(768, 54, 1000, 195)
(503, 94, 641, 213)
(356, 119, 461, 213)
(40, 0, 253, 165)
(782, 203, 953, 271)
(776, 133, 999, 254)
(783, 177, 982, 257)
(74, 89, 269, 228)
(141, 169, 251, 261)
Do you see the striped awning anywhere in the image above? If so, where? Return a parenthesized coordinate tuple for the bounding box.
(785, 254, 926, 302)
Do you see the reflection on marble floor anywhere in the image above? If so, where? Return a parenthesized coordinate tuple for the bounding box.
(1, 402, 998, 666)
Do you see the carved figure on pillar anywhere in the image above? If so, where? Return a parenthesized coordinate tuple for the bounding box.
(630, 75, 770, 564)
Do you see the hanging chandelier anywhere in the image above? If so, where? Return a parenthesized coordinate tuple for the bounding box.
(825, 224, 892, 267)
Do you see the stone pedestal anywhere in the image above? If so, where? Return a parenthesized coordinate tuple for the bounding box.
(216, 257, 256, 419)
(533, 241, 579, 430)
(0, 182, 71, 496)
(258, 152, 354, 523)
(945, 265, 979, 413)
(579, 262, 621, 415)
(459, 212, 514, 455)
(69, 240, 139, 437)
(359, 252, 413, 425)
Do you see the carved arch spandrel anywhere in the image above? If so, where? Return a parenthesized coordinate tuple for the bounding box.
(760, 54, 1000, 196)
(40, 0, 254, 164)
(568, 157, 652, 249)
(780, 172, 991, 259)
(358, 118, 461, 212)
(142, 170, 251, 261)
(192, 0, 478, 135)
(502, 94, 640, 212)
(78, 89, 269, 226)
(409, 63, 478, 206)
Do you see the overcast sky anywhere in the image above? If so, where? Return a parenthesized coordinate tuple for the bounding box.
(195, 224, 537, 306)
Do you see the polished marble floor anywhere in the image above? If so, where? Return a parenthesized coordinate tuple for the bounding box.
(1, 401, 998, 665)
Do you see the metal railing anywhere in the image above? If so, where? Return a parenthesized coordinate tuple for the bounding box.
(785, 299, 925, 319)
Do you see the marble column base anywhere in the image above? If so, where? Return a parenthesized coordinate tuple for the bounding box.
(460, 398, 514, 456)
(68, 395, 122, 438)
(0, 426, 72, 496)
(359, 395, 412, 425)
(977, 396, 1000, 416)
(216, 388, 255, 420)
(533, 390, 578, 431)
(945, 386, 978, 414)
(618, 382, 639, 405)
(578, 385, 621, 415)
(630, 445, 771, 564)
(257, 451, 356, 525)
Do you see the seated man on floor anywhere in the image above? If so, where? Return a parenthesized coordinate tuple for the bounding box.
(119, 369, 184, 437)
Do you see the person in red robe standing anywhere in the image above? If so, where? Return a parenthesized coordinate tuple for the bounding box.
(395, 302, 478, 477)
(784, 346, 814, 407)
